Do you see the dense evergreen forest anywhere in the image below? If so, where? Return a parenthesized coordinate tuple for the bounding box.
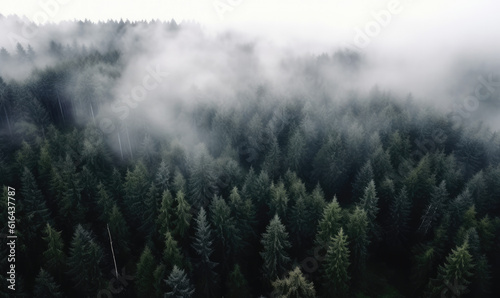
(0, 18, 499, 297)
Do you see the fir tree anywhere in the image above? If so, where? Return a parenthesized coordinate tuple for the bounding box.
(269, 181, 289, 221)
(324, 228, 350, 298)
(165, 265, 195, 298)
(387, 187, 411, 248)
(163, 231, 183, 271)
(271, 266, 316, 298)
(352, 160, 374, 201)
(316, 196, 343, 247)
(135, 246, 156, 297)
(192, 207, 218, 297)
(346, 207, 369, 286)
(358, 180, 380, 241)
(174, 190, 192, 239)
(42, 224, 65, 279)
(33, 268, 62, 298)
(260, 214, 291, 281)
(226, 264, 252, 298)
(67, 224, 103, 295)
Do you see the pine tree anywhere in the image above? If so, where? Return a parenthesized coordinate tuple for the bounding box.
(157, 190, 175, 241)
(271, 266, 316, 298)
(269, 181, 289, 221)
(96, 182, 114, 223)
(358, 180, 379, 241)
(123, 161, 150, 230)
(172, 169, 187, 194)
(352, 161, 374, 201)
(20, 167, 52, 241)
(153, 264, 166, 298)
(33, 268, 62, 298)
(346, 207, 369, 286)
(192, 207, 218, 297)
(228, 187, 255, 246)
(260, 214, 291, 281)
(188, 145, 217, 208)
(387, 187, 411, 248)
(316, 196, 343, 247)
(67, 224, 103, 295)
(174, 190, 192, 238)
(262, 135, 281, 179)
(163, 231, 183, 271)
(155, 160, 171, 192)
(324, 228, 350, 298)
(59, 154, 85, 227)
(428, 241, 474, 297)
(285, 128, 306, 172)
(210, 195, 240, 263)
(108, 204, 131, 260)
(136, 246, 156, 297)
(304, 183, 326, 237)
(42, 224, 65, 279)
(226, 264, 252, 298)
(138, 182, 159, 236)
(419, 181, 448, 235)
(411, 244, 436, 293)
(165, 265, 195, 298)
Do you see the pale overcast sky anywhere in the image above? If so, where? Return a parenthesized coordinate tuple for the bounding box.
(1, 0, 500, 53)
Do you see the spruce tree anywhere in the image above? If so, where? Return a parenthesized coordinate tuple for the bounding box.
(192, 207, 218, 297)
(260, 214, 291, 281)
(359, 180, 380, 241)
(387, 187, 411, 248)
(174, 190, 192, 239)
(123, 161, 149, 230)
(67, 224, 103, 295)
(316, 196, 343, 247)
(352, 161, 374, 201)
(135, 245, 156, 297)
(324, 228, 350, 298)
(157, 190, 174, 239)
(20, 167, 51, 245)
(428, 241, 474, 297)
(271, 266, 316, 298)
(33, 268, 62, 298)
(226, 264, 251, 298)
(163, 231, 183, 271)
(228, 187, 255, 246)
(42, 224, 65, 279)
(108, 204, 131, 260)
(346, 207, 369, 286)
(165, 265, 195, 298)
(269, 181, 289, 221)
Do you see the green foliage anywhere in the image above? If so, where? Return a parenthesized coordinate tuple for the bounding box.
(260, 214, 291, 281)
(136, 246, 156, 297)
(352, 161, 374, 201)
(269, 181, 289, 221)
(226, 264, 252, 298)
(271, 266, 316, 298)
(192, 207, 218, 297)
(33, 268, 62, 298)
(324, 228, 351, 297)
(42, 224, 65, 278)
(346, 207, 369, 285)
(428, 241, 474, 297)
(174, 190, 192, 238)
(387, 187, 411, 247)
(67, 225, 103, 295)
(165, 265, 195, 298)
(359, 180, 380, 241)
(316, 196, 343, 247)
(163, 231, 183, 271)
